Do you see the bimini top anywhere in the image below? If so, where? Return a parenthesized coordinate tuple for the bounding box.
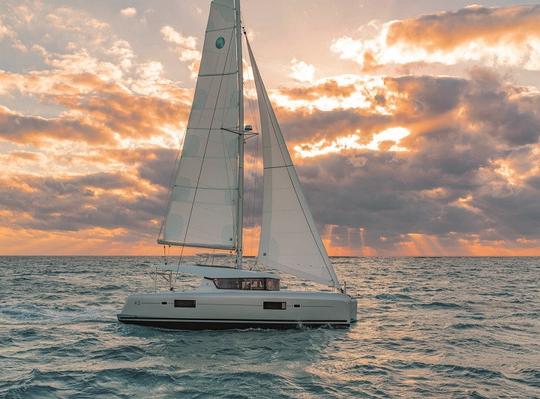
(158, 263, 279, 279)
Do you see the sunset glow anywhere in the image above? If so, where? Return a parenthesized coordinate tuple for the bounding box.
(1, 1, 539, 256)
(294, 127, 410, 158)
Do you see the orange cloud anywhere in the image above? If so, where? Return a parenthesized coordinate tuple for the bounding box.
(386, 5, 540, 52)
(0, 71, 191, 146)
(279, 79, 356, 101)
(332, 4, 540, 71)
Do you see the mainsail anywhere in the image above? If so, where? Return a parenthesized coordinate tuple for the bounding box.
(159, 0, 242, 250)
(246, 39, 340, 287)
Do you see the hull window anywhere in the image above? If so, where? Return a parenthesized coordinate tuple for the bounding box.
(174, 300, 196, 308)
(263, 301, 286, 310)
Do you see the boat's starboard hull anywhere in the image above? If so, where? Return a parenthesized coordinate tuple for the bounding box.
(118, 290, 357, 330)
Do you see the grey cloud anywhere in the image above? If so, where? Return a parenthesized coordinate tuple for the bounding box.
(290, 71, 540, 251)
(0, 172, 165, 234)
(0, 106, 108, 144)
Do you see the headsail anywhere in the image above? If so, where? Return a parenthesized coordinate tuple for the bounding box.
(246, 38, 340, 287)
(159, 0, 242, 250)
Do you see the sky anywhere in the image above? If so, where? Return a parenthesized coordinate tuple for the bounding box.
(1, 0, 539, 256)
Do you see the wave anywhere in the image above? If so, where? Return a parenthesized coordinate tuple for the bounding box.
(375, 293, 416, 302)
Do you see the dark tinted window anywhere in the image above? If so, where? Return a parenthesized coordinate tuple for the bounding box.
(213, 278, 241, 289)
(265, 279, 280, 291)
(241, 279, 265, 290)
(263, 301, 286, 310)
(174, 300, 196, 308)
(212, 278, 280, 291)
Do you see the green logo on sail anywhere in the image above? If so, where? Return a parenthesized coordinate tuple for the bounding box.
(215, 36, 225, 49)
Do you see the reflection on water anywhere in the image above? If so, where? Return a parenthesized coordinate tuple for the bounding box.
(1, 256, 539, 398)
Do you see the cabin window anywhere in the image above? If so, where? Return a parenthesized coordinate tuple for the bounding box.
(174, 300, 196, 308)
(241, 278, 265, 290)
(265, 279, 280, 291)
(210, 278, 280, 291)
(263, 301, 286, 310)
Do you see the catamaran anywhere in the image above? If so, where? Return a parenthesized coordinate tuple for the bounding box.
(118, 0, 358, 330)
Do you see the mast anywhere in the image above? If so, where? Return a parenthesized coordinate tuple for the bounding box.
(235, 0, 244, 269)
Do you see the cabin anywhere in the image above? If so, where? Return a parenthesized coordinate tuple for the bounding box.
(160, 263, 281, 291)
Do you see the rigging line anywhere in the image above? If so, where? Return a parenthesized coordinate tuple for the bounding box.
(173, 18, 237, 285)
(246, 36, 338, 287)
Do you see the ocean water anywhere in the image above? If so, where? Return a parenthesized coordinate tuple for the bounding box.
(0, 257, 539, 398)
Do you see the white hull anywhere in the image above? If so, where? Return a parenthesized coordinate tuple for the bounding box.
(118, 289, 357, 330)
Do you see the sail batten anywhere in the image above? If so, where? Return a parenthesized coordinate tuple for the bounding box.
(246, 38, 340, 288)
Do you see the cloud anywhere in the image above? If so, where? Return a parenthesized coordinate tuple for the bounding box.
(289, 59, 315, 82)
(0, 105, 107, 144)
(160, 25, 200, 76)
(0, 17, 11, 40)
(0, 168, 166, 233)
(7, 151, 41, 161)
(279, 71, 540, 254)
(0, 145, 183, 254)
(0, 15, 27, 52)
(0, 33, 193, 146)
(331, 4, 540, 71)
(273, 70, 540, 153)
(160, 25, 197, 49)
(0, 72, 191, 146)
(120, 7, 137, 17)
(386, 5, 540, 51)
(279, 79, 356, 101)
(45, 6, 109, 36)
(243, 66, 539, 255)
(1, 2, 539, 255)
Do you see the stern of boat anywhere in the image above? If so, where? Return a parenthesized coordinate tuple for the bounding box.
(349, 295, 358, 323)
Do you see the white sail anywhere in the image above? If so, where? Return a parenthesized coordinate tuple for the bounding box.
(246, 40, 340, 287)
(159, 0, 241, 250)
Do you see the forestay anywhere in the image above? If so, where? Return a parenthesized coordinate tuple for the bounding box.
(246, 39, 340, 287)
(159, 0, 240, 250)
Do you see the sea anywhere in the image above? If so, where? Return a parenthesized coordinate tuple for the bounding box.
(0, 256, 539, 398)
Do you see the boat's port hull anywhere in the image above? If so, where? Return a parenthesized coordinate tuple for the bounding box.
(118, 290, 357, 331)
